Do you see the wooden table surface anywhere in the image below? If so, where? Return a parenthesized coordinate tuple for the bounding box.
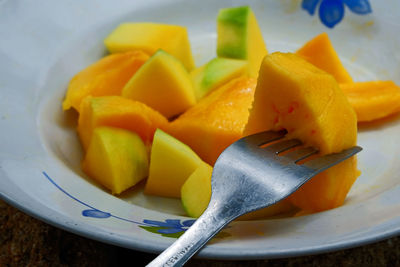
(1, 199, 399, 267)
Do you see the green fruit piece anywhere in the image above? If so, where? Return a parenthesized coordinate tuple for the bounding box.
(144, 129, 204, 198)
(217, 6, 267, 77)
(191, 57, 248, 100)
(181, 163, 213, 217)
(82, 126, 149, 194)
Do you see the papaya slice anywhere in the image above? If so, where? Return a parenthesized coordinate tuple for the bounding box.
(340, 81, 400, 122)
(62, 51, 149, 112)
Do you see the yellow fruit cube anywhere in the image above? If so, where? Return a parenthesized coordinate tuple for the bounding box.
(104, 23, 194, 70)
(122, 50, 196, 118)
(145, 129, 203, 198)
(78, 96, 168, 151)
(181, 163, 213, 217)
(82, 126, 149, 194)
(217, 6, 267, 77)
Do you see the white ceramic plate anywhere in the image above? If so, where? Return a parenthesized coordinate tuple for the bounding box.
(1, 0, 400, 260)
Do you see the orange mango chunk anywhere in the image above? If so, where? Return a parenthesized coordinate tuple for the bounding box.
(245, 52, 359, 212)
(62, 51, 149, 111)
(168, 76, 256, 165)
(78, 96, 168, 151)
(296, 32, 353, 83)
(104, 23, 194, 70)
(340, 81, 400, 122)
(122, 50, 196, 119)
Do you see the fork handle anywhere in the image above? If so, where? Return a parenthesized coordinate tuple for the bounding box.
(146, 204, 233, 267)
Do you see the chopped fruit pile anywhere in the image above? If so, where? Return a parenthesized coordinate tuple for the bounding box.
(62, 6, 400, 219)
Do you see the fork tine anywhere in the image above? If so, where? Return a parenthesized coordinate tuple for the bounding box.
(244, 130, 287, 146)
(264, 139, 302, 154)
(303, 146, 363, 173)
(284, 146, 318, 163)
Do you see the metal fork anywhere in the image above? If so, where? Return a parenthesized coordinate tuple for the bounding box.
(147, 130, 362, 267)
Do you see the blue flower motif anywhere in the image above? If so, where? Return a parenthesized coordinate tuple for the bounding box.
(82, 209, 111, 218)
(139, 219, 231, 239)
(143, 219, 195, 234)
(302, 0, 372, 28)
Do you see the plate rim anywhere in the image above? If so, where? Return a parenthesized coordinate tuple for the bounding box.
(1, 0, 400, 260)
(2, 185, 400, 260)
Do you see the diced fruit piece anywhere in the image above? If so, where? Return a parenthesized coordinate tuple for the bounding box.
(181, 162, 213, 217)
(168, 76, 256, 165)
(296, 33, 353, 83)
(62, 51, 149, 111)
(145, 129, 203, 198)
(245, 52, 358, 212)
(78, 96, 168, 150)
(217, 6, 267, 77)
(181, 162, 295, 219)
(122, 50, 196, 118)
(104, 23, 194, 70)
(340, 81, 400, 122)
(191, 57, 248, 100)
(82, 126, 149, 194)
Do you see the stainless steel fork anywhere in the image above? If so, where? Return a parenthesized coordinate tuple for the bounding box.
(147, 130, 362, 267)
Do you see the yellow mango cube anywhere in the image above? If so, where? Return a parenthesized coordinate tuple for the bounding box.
(145, 129, 203, 198)
(217, 6, 267, 77)
(122, 50, 196, 118)
(78, 96, 168, 151)
(104, 23, 194, 70)
(82, 126, 149, 194)
(181, 163, 213, 217)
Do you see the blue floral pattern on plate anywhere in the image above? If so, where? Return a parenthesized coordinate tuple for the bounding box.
(140, 219, 196, 238)
(42, 171, 230, 239)
(301, 0, 372, 28)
